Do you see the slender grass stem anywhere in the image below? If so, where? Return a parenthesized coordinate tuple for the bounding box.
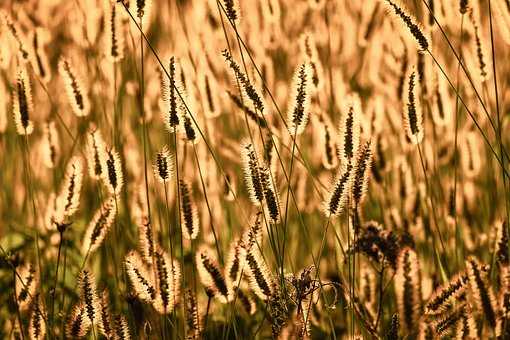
(138, 18, 153, 241)
(204, 296, 212, 333)
(172, 131, 186, 336)
(13, 270, 26, 340)
(50, 229, 64, 327)
(191, 145, 223, 262)
(60, 238, 68, 340)
(487, 0, 510, 230)
(374, 257, 386, 331)
(453, 14, 465, 269)
(281, 127, 298, 279)
(416, 142, 448, 279)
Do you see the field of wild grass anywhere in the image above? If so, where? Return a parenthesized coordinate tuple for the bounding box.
(2, 0, 510, 338)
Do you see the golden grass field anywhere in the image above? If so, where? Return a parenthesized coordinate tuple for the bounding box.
(1, 0, 510, 338)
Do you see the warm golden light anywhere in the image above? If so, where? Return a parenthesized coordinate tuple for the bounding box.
(1, 0, 510, 338)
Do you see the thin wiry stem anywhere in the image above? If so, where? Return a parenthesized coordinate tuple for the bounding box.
(374, 256, 386, 331)
(139, 17, 153, 251)
(192, 145, 223, 263)
(12, 270, 26, 340)
(50, 229, 64, 327)
(113, 196, 126, 288)
(347, 197, 354, 338)
(21, 134, 46, 318)
(162, 181, 176, 283)
(453, 14, 465, 269)
(204, 296, 212, 333)
(113, 63, 118, 148)
(416, 141, 448, 278)
(281, 127, 299, 280)
(60, 238, 68, 340)
(173, 131, 186, 336)
(488, 0, 510, 231)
